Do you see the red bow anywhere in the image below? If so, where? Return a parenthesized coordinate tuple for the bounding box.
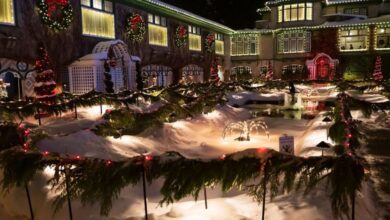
(178, 26, 187, 38)
(46, 0, 68, 17)
(130, 15, 143, 30)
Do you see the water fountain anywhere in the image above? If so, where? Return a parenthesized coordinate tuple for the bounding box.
(223, 119, 269, 141)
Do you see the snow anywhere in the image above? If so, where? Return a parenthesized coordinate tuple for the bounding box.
(0, 88, 383, 219)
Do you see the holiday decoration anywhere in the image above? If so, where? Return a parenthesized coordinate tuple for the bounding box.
(373, 56, 384, 81)
(205, 33, 215, 53)
(103, 61, 115, 93)
(34, 45, 57, 103)
(209, 57, 220, 82)
(37, 0, 73, 31)
(136, 61, 144, 91)
(125, 14, 146, 42)
(265, 61, 273, 81)
(0, 79, 9, 98)
(175, 25, 188, 48)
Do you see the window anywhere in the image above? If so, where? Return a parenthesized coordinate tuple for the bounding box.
(142, 65, 173, 87)
(81, 0, 112, 12)
(339, 28, 369, 51)
(232, 66, 252, 74)
(189, 25, 201, 51)
(0, 0, 15, 25)
(215, 33, 224, 55)
(277, 31, 311, 54)
(375, 27, 390, 50)
(81, 7, 115, 39)
(182, 65, 204, 83)
(282, 65, 304, 75)
(277, 2, 313, 23)
(344, 8, 367, 16)
(148, 14, 168, 47)
(231, 35, 259, 56)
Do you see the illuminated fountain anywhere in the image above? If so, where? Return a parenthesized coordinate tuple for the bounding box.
(223, 119, 269, 141)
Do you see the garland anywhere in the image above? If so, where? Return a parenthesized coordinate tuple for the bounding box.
(125, 13, 146, 42)
(0, 148, 366, 218)
(175, 25, 188, 48)
(205, 33, 215, 53)
(37, 0, 73, 31)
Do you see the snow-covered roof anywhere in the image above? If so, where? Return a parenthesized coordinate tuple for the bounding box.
(319, 14, 390, 28)
(123, 0, 234, 34)
(70, 40, 135, 66)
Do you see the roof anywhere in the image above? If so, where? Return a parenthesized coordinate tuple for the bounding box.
(119, 0, 235, 34)
(264, 0, 378, 6)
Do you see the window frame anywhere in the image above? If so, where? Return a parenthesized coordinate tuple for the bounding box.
(375, 26, 390, 51)
(188, 25, 202, 51)
(338, 27, 369, 52)
(344, 7, 367, 16)
(0, 0, 16, 26)
(80, 4, 115, 39)
(215, 33, 224, 55)
(81, 0, 113, 13)
(277, 31, 311, 54)
(231, 35, 259, 56)
(147, 13, 168, 47)
(277, 2, 313, 23)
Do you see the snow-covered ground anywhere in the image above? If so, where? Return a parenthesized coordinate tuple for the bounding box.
(0, 89, 387, 220)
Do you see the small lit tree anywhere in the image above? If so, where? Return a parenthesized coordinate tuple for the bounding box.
(373, 55, 383, 81)
(34, 45, 57, 103)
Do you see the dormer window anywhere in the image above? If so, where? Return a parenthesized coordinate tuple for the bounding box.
(278, 2, 312, 23)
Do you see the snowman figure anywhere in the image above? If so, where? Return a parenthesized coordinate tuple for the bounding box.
(0, 79, 10, 98)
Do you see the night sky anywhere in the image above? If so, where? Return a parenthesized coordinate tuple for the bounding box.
(160, 0, 266, 29)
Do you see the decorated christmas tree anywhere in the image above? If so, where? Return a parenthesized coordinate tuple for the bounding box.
(34, 45, 57, 102)
(373, 55, 383, 81)
(209, 57, 220, 83)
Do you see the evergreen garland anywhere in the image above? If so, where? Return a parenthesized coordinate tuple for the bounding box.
(37, 0, 73, 31)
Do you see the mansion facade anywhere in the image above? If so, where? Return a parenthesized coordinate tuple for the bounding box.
(0, 0, 389, 97)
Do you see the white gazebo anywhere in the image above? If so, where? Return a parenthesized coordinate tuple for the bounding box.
(68, 40, 140, 95)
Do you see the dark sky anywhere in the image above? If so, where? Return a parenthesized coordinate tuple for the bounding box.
(160, 0, 266, 29)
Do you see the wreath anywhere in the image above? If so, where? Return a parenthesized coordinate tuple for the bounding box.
(37, 0, 73, 31)
(126, 14, 146, 42)
(205, 33, 216, 53)
(175, 25, 188, 48)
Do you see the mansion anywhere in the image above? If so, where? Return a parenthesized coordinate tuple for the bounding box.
(0, 0, 389, 97)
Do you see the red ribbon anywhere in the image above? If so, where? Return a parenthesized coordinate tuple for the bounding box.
(46, 0, 68, 17)
(178, 26, 187, 38)
(130, 15, 143, 30)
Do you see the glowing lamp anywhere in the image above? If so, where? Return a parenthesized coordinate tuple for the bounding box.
(106, 160, 112, 166)
(43, 151, 49, 156)
(220, 154, 226, 160)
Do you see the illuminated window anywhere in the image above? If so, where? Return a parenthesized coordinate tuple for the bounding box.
(277, 2, 312, 23)
(81, 7, 115, 39)
(82, 0, 112, 12)
(189, 25, 201, 51)
(375, 27, 390, 50)
(339, 28, 369, 52)
(278, 6, 283, 23)
(277, 31, 311, 54)
(215, 33, 224, 55)
(231, 35, 259, 56)
(148, 14, 168, 47)
(0, 0, 15, 25)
